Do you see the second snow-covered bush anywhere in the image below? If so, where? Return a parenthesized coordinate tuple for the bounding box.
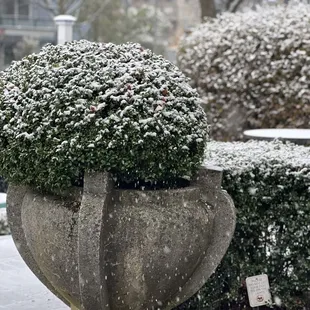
(0, 40, 208, 192)
(176, 140, 310, 310)
(0, 211, 9, 236)
(178, 3, 310, 141)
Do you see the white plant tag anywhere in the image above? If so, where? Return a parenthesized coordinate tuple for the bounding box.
(246, 274, 272, 308)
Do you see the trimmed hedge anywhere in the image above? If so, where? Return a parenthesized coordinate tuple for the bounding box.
(176, 140, 310, 309)
(178, 3, 310, 141)
(0, 41, 208, 192)
(0, 177, 8, 235)
(0, 177, 7, 193)
(0, 211, 9, 236)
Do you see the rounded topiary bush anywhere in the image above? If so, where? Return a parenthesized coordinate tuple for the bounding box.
(178, 3, 310, 141)
(0, 40, 208, 192)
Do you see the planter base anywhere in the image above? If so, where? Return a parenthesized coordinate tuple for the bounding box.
(7, 167, 236, 310)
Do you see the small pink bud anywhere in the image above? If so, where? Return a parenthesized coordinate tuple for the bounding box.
(161, 89, 168, 96)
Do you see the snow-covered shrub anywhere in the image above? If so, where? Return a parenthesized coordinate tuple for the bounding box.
(0, 177, 7, 193)
(0, 40, 208, 192)
(0, 209, 9, 235)
(178, 3, 310, 141)
(176, 140, 310, 310)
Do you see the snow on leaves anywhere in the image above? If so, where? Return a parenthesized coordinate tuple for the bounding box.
(0, 40, 208, 191)
(205, 140, 310, 182)
(178, 2, 310, 141)
(194, 140, 310, 309)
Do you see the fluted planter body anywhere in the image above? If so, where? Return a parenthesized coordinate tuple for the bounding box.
(7, 167, 235, 310)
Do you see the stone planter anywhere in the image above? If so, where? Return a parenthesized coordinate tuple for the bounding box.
(7, 166, 235, 310)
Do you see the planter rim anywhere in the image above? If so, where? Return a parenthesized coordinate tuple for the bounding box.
(20, 181, 211, 199)
(9, 166, 222, 197)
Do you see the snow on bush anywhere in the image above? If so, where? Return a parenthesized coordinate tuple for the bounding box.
(0, 40, 208, 192)
(0, 178, 7, 193)
(0, 209, 9, 236)
(177, 140, 310, 309)
(178, 2, 310, 141)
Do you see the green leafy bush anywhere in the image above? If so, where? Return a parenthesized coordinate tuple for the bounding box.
(178, 3, 310, 141)
(176, 140, 310, 310)
(0, 177, 7, 193)
(0, 212, 9, 236)
(0, 40, 208, 192)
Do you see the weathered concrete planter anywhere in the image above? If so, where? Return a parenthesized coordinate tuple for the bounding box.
(7, 166, 235, 310)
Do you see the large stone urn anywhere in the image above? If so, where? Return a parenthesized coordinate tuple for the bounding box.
(7, 166, 235, 310)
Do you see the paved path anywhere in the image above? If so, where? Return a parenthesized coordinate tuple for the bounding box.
(0, 235, 69, 310)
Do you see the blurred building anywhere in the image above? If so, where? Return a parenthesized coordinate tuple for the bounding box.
(0, 0, 55, 70)
(0, 0, 201, 69)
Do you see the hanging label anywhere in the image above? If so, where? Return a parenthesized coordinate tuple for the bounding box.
(246, 274, 272, 307)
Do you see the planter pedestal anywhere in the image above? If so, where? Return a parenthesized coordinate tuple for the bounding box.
(7, 166, 236, 310)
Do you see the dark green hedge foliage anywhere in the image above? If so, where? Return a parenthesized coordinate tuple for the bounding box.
(176, 140, 310, 310)
(0, 177, 7, 193)
(0, 217, 9, 236)
(0, 40, 208, 192)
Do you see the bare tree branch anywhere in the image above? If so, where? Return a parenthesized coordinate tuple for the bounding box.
(31, 0, 58, 16)
(229, 0, 244, 12)
(31, 0, 86, 17)
(225, 0, 231, 10)
(199, 0, 216, 20)
(81, 0, 111, 25)
(63, 0, 80, 15)
(67, 0, 84, 15)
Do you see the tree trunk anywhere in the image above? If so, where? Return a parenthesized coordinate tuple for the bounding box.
(226, 0, 244, 13)
(199, 0, 216, 20)
(58, 0, 66, 14)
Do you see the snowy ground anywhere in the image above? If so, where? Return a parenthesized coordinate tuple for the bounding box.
(0, 235, 69, 310)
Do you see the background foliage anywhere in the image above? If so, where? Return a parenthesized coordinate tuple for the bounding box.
(176, 140, 310, 310)
(178, 3, 310, 141)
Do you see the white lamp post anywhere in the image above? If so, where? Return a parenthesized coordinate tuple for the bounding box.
(54, 15, 77, 45)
